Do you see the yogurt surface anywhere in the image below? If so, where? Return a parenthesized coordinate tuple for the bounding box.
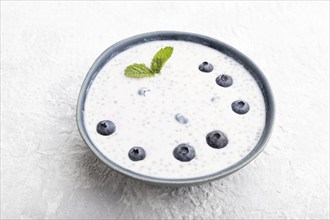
(84, 40, 266, 179)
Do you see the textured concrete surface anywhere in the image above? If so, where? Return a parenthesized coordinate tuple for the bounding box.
(1, 2, 329, 219)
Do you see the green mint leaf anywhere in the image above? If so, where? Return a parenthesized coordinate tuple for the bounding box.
(150, 46, 174, 73)
(124, 63, 154, 78)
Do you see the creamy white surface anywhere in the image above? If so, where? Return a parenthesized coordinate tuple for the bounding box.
(84, 40, 266, 179)
(2, 2, 329, 219)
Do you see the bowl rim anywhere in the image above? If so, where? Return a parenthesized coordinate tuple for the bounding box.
(76, 31, 275, 186)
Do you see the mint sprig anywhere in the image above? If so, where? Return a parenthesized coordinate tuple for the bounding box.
(124, 63, 154, 78)
(124, 46, 174, 78)
(151, 46, 174, 73)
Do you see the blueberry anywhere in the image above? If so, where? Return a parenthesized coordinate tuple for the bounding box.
(138, 87, 150, 96)
(173, 144, 196, 162)
(175, 113, 188, 124)
(216, 74, 233, 87)
(206, 130, 228, 149)
(198, 61, 213, 72)
(128, 147, 146, 161)
(231, 100, 250, 114)
(96, 120, 116, 136)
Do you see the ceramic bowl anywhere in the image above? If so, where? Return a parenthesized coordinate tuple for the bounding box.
(76, 31, 275, 186)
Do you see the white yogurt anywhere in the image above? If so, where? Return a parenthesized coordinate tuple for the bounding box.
(84, 40, 266, 179)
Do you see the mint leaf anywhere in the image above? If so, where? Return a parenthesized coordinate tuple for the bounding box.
(124, 63, 154, 78)
(150, 46, 174, 73)
(124, 46, 174, 79)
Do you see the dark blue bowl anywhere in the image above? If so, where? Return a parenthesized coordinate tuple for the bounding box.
(76, 31, 275, 186)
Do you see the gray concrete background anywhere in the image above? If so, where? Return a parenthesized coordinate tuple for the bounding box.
(1, 2, 329, 219)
